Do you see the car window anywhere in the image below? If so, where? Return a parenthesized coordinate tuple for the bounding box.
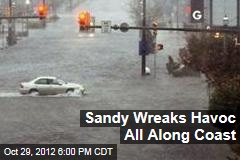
(51, 79, 60, 85)
(34, 79, 48, 85)
(48, 79, 54, 84)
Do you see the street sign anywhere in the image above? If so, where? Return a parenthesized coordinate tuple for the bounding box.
(191, 0, 204, 23)
(101, 20, 111, 33)
(139, 30, 155, 55)
(139, 40, 148, 55)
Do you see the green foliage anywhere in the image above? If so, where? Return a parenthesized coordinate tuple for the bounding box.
(209, 78, 240, 111)
(186, 33, 240, 82)
(186, 32, 240, 107)
(186, 34, 240, 152)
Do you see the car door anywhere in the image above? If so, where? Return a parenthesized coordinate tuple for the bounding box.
(49, 79, 66, 94)
(34, 78, 50, 95)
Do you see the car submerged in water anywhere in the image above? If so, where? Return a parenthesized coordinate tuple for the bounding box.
(19, 76, 86, 96)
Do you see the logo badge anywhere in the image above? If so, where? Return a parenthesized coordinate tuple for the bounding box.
(191, 0, 204, 23)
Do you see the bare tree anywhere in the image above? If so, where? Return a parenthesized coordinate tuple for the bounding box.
(128, 0, 164, 26)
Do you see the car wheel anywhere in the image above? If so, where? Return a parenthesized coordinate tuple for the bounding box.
(66, 89, 74, 95)
(29, 89, 39, 96)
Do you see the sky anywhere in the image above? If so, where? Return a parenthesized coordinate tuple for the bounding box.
(212, 0, 237, 26)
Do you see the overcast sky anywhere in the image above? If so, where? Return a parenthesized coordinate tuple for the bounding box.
(213, 0, 237, 26)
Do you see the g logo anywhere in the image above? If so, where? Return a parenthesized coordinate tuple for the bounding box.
(192, 10, 202, 20)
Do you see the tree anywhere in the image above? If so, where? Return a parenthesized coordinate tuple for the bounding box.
(128, 0, 164, 26)
(186, 33, 240, 156)
(186, 33, 240, 82)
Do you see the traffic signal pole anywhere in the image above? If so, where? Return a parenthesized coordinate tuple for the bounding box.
(87, 18, 240, 76)
(141, 0, 146, 76)
(88, 25, 240, 33)
(0, 16, 42, 20)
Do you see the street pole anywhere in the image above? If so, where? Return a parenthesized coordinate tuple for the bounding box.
(7, 0, 13, 46)
(42, 0, 46, 27)
(26, 1, 29, 36)
(70, 0, 73, 10)
(209, 0, 213, 27)
(52, 0, 57, 16)
(1, 25, 4, 49)
(141, 0, 146, 76)
(152, 25, 157, 78)
(7, 0, 17, 46)
(237, 0, 240, 41)
(176, 0, 179, 28)
(224, 33, 227, 53)
(3, 25, 4, 49)
(223, 15, 229, 53)
(153, 49, 156, 78)
(238, 0, 240, 27)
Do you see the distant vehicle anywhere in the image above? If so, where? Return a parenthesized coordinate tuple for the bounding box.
(19, 76, 86, 96)
(78, 11, 95, 33)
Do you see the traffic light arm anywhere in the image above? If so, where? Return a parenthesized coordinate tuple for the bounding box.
(87, 25, 240, 34)
(0, 16, 44, 20)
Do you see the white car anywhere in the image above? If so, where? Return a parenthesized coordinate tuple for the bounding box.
(19, 76, 86, 95)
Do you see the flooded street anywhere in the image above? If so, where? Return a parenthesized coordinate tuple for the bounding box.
(0, 0, 231, 159)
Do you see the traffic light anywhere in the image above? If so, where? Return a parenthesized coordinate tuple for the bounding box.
(37, 4, 48, 19)
(78, 11, 91, 31)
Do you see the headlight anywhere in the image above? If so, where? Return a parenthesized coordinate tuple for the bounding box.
(80, 88, 86, 95)
(79, 85, 85, 91)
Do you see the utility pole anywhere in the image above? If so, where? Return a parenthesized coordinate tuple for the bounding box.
(237, 0, 240, 42)
(52, 0, 57, 16)
(209, 0, 213, 27)
(176, 0, 179, 28)
(141, 0, 146, 76)
(152, 22, 158, 78)
(223, 15, 229, 53)
(153, 32, 157, 78)
(42, 0, 46, 27)
(70, 0, 73, 10)
(26, 0, 30, 36)
(7, 0, 16, 46)
(1, 24, 5, 49)
(237, 0, 240, 29)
